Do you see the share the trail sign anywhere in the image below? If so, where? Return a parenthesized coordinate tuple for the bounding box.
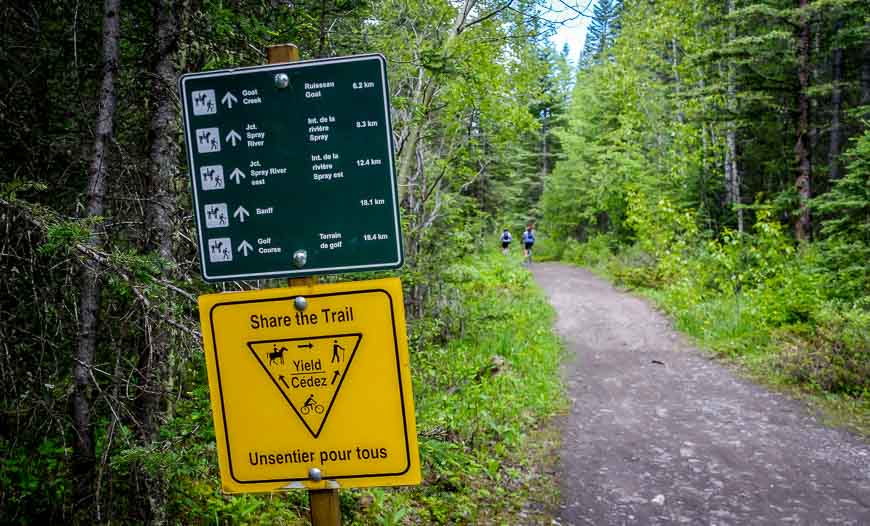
(198, 278, 421, 492)
(179, 54, 403, 282)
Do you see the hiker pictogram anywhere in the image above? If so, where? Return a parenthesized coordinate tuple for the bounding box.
(192, 89, 217, 116)
(331, 340, 345, 363)
(207, 238, 232, 262)
(204, 203, 229, 229)
(247, 334, 362, 438)
(200, 165, 225, 190)
(195, 127, 220, 153)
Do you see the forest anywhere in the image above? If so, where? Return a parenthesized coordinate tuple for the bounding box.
(0, 0, 868, 524)
(540, 0, 869, 405)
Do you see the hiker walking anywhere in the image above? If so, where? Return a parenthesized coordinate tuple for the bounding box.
(522, 224, 536, 263)
(500, 229, 513, 254)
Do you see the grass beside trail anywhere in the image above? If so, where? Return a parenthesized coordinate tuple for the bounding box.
(351, 251, 565, 524)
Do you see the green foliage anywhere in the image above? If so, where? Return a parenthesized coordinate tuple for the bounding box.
(411, 252, 564, 444)
(559, 234, 617, 269)
(814, 129, 870, 298)
(1, 179, 48, 199)
(38, 218, 98, 256)
(625, 192, 700, 281)
(0, 438, 71, 524)
(777, 304, 870, 396)
(355, 488, 414, 526)
(581, 0, 622, 65)
(528, 235, 564, 262)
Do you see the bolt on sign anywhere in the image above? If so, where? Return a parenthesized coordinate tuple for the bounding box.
(179, 54, 403, 281)
(198, 278, 421, 492)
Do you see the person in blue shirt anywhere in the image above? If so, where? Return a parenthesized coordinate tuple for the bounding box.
(500, 229, 512, 254)
(522, 224, 535, 261)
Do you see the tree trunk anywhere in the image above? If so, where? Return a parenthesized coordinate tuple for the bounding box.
(396, 0, 478, 269)
(808, 27, 821, 165)
(861, 31, 870, 119)
(828, 19, 843, 181)
(725, 0, 743, 232)
(724, 130, 734, 206)
(139, 1, 181, 524)
(397, 0, 478, 206)
(145, 0, 180, 263)
(672, 37, 685, 124)
(794, 0, 812, 241)
(540, 110, 549, 178)
(72, 0, 120, 517)
(317, 0, 328, 57)
(397, 67, 434, 207)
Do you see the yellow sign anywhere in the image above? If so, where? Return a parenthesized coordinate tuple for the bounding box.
(198, 278, 421, 493)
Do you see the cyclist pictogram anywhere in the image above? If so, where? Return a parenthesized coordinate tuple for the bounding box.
(300, 394, 324, 415)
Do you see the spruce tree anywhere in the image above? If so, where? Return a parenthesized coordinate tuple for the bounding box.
(580, 0, 622, 66)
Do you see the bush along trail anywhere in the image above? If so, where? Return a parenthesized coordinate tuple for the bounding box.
(533, 262, 870, 525)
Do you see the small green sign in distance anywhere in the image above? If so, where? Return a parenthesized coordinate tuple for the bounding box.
(179, 54, 403, 281)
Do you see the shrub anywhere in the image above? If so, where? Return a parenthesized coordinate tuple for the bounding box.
(561, 234, 616, 268)
(777, 305, 870, 395)
(529, 236, 563, 261)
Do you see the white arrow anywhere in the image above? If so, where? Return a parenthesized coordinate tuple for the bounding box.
(233, 205, 250, 222)
(221, 91, 238, 109)
(229, 168, 246, 184)
(225, 129, 242, 147)
(237, 240, 253, 256)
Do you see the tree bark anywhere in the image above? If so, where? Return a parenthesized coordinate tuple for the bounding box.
(139, 1, 181, 524)
(725, 0, 743, 232)
(72, 0, 120, 517)
(541, 109, 549, 179)
(828, 19, 844, 181)
(861, 30, 870, 119)
(145, 0, 180, 263)
(794, 0, 812, 241)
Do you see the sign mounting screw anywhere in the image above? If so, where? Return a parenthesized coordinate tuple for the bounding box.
(308, 467, 322, 482)
(293, 249, 307, 268)
(275, 73, 289, 89)
(294, 296, 308, 311)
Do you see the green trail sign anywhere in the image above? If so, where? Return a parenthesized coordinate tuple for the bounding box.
(179, 54, 403, 282)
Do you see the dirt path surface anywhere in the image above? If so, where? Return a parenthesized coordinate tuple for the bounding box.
(532, 263, 870, 526)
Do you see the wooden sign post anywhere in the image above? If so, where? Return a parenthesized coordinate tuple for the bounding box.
(270, 43, 340, 526)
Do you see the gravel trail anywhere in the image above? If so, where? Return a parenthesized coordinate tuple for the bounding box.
(532, 263, 870, 525)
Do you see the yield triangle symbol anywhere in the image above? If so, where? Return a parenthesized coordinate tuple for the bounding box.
(247, 333, 362, 438)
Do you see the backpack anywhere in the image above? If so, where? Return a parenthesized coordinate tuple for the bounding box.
(523, 230, 535, 243)
(501, 231, 512, 242)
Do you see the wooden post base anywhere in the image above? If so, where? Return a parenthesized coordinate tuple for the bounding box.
(309, 488, 341, 526)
